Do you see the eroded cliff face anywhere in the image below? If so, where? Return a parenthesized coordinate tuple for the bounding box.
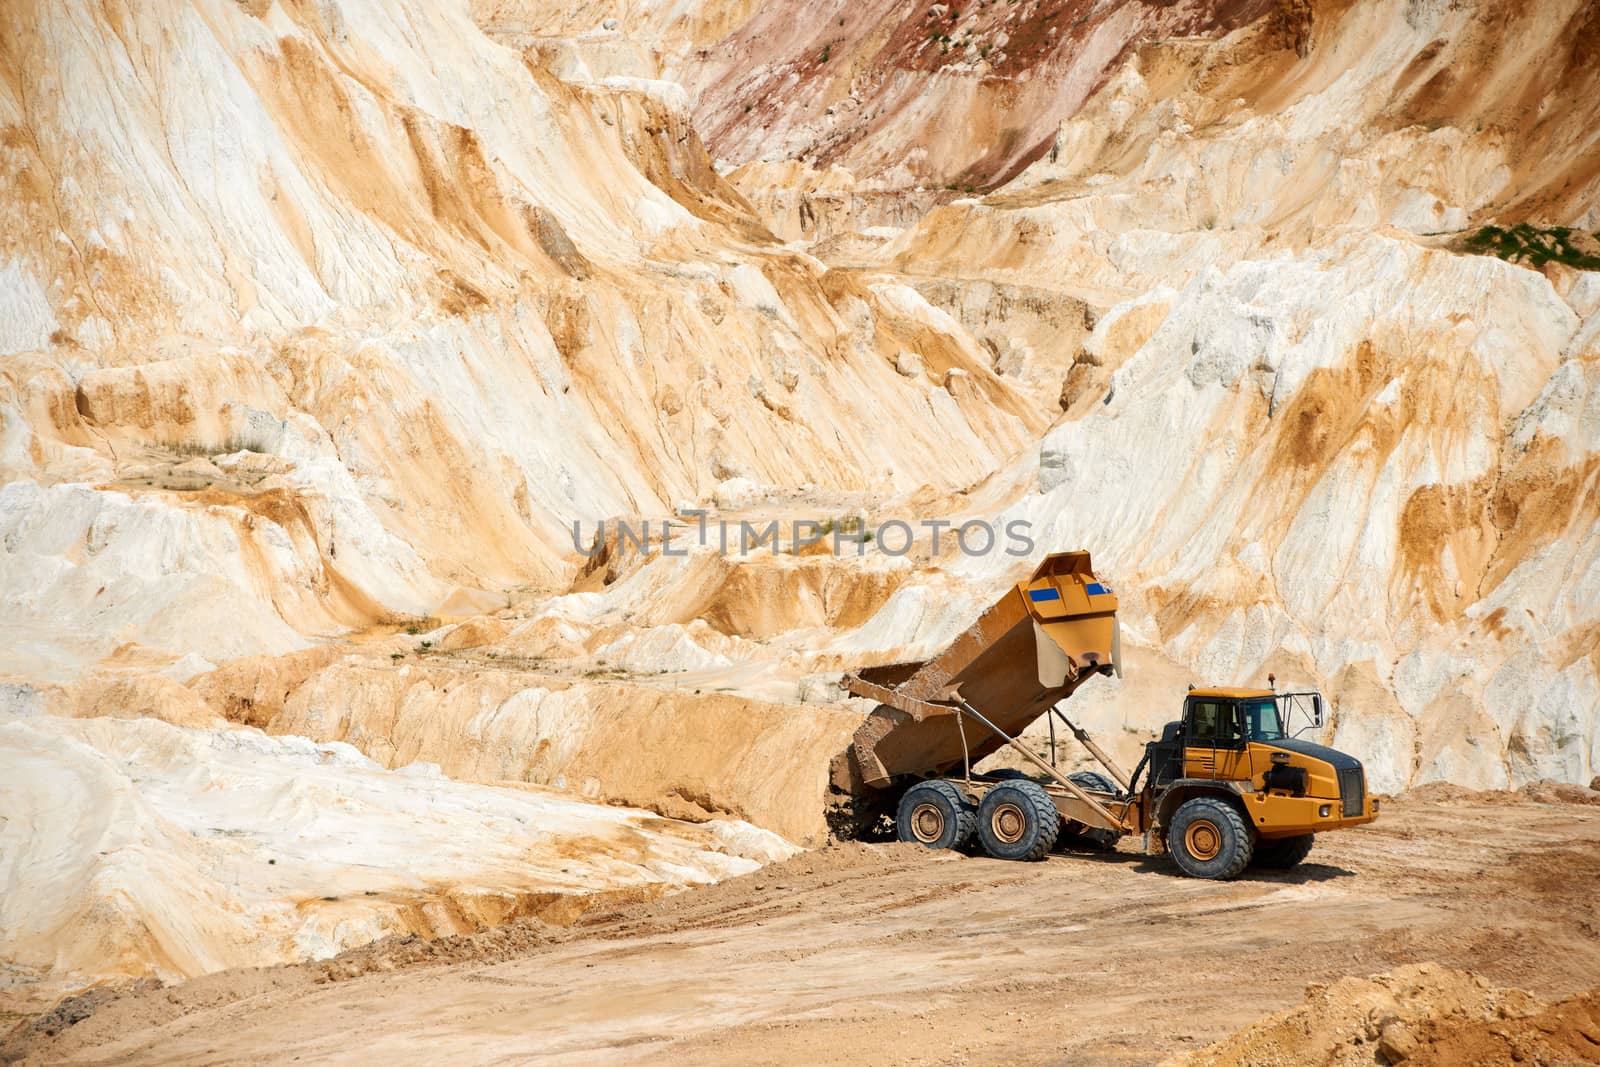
(1, 0, 1597, 1007)
(0, 0, 1042, 676)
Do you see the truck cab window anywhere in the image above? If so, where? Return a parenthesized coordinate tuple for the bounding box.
(1241, 699, 1285, 741)
(1188, 701, 1244, 746)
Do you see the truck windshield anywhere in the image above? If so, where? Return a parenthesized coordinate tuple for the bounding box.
(1240, 699, 1285, 741)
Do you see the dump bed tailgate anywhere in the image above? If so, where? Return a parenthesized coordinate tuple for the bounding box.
(833, 551, 1119, 793)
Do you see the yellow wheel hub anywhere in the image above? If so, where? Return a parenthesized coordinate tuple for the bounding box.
(1185, 819, 1222, 861)
(992, 802, 1026, 844)
(911, 802, 946, 843)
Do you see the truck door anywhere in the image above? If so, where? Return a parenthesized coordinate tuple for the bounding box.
(1183, 699, 1250, 781)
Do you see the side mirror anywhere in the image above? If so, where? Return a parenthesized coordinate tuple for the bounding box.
(1311, 694, 1324, 728)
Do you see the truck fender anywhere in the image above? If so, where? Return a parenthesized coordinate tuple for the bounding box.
(1153, 780, 1252, 830)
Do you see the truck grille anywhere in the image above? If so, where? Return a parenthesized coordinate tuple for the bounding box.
(1338, 766, 1365, 817)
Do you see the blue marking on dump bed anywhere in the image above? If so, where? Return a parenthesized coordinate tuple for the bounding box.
(1085, 582, 1109, 596)
(1028, 587, 1061, 602)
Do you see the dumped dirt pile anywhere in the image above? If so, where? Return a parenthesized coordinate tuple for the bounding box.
(1423, 990, 1600, 1067)
(1172, 964, 1600, 1067)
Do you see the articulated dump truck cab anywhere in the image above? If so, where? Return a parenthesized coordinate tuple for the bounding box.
(830, 551, 1379, 879)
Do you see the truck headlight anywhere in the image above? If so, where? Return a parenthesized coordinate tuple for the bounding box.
(1319, 804, 1331, 818)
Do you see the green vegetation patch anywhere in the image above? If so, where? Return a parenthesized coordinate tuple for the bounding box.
(1462, 224, 1600, 270)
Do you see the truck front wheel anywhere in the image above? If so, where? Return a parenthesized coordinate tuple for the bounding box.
(1252, 833, 1314, 870)
(977, 780, 1061, 861)
(896, 780, 976, 850)
(1169, 797, 1254, 880)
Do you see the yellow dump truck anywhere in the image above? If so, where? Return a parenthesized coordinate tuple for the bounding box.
(830, 551, 1378, 879)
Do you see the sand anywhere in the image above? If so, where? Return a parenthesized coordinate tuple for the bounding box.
(7, 792, 1600, 1065)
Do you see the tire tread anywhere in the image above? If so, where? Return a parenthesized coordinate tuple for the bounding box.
(1170, 796, 1254, 880)
(978, 780, 1061, 861)
(896, 779, 976, 850)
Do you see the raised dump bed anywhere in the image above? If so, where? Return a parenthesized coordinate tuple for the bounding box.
(829, 552, 1132, 836)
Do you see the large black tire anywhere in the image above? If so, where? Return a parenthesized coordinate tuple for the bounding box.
(977, 780, 1060, 861)
(1057, 770, 1121, 851)
(1252, 833, 1314, 870)
(896, 780, 976, 850)
(987, 768, 1037, 782)
(1169, 796, 1254, 880)
(1068, 770, 1119, 795)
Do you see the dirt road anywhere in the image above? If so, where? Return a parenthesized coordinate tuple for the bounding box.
(10, 791, 1600, 1066)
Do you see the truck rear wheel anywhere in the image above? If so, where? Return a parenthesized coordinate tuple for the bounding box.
(896, 780, 975, 850)
(1169, 797, 1253, 880)
(977, 780, 1060, 861)
(1252, 833, 1314, 870)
